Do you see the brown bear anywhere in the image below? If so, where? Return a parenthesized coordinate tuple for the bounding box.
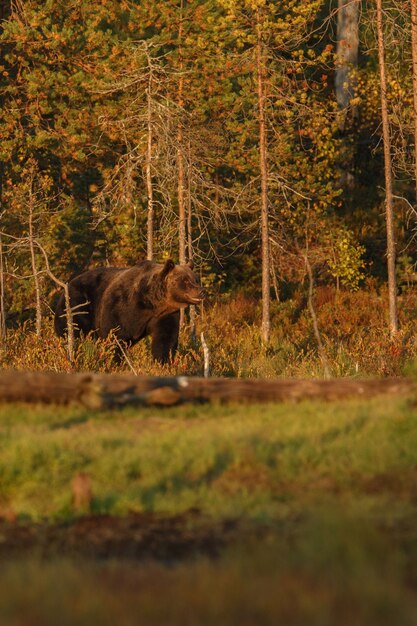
(54, 259, 204, 363)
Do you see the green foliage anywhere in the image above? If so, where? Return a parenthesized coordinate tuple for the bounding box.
(326, 226, 366, 290)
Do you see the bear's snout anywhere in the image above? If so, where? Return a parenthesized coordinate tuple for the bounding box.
(196, 287, 206, 302)
(188, 286, 205, 304)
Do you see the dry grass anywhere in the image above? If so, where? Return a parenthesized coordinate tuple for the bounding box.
(2, 285, 417, 378)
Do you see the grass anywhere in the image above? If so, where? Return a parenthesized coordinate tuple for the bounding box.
(1, 523, 416, 626)
(1, 396, 417, 624)
(2, 283, 417, 624)
(1, 396, 417, 521)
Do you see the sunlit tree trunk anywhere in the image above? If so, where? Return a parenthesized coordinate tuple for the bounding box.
(410, 0, 417, 202)
(0, 1, 10, 350)
(177, 0, 186, 268)
(28, 168, 42, 336)
(0, 234, 6, 349)
(187, 140, 196, 340)
(145, 71, 154, 261)
(256, 10, 270, 345)
(376, 0, 398, 336)
(177, 0, 186, 330)
(0, 156, 5, 349)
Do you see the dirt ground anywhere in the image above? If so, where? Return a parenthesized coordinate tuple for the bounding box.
(0, 511, 241, 561)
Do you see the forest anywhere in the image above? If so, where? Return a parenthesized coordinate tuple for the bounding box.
(0, 0, 416, 375)
(2, 4, 417, 625)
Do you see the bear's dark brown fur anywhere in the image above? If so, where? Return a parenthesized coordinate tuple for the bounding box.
(54, 259, 204, 363)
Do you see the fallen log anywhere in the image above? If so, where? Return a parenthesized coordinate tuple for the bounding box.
(0, 370, 415, 408)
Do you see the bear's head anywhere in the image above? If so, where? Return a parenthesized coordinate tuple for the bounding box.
(161, 259, 205, 308)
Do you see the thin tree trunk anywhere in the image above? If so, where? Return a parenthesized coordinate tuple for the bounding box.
(145, 72, 154, 261)
(303, 252, 331, 379)
(256, 10, 270, 344)
(0, 233, 6, 348)
(410, 0, 417, 202)
(63, 283, 74, 364)
(187, 140, 196, 340)
(271, 260, 280, 303)
(36, 241, 75, 364)
(177, 0, 186, 267)
(28, 176, 42, 336)
(177, 0, 186, 329)
(177, 133, 186, 267)
(0, 158, 5, 349)
(376, 0, 398, 336)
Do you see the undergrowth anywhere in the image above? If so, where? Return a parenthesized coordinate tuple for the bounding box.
(2, 284, 417, 377)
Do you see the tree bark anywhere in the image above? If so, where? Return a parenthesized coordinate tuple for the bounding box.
(177, 0, 186, 268)
(376, 0, 398, 337)
(0, 234, 6, 348)
(303, 252, 331, 379)
(28, 173, 42, 336)
(0, 370, 414, 408)
(0, 154, 4, 348)
(35, 241, 75, 363)
(187, 142, 196, 340)
(335, 0, 360, 189)
(410, 0, 417, 203)
(336, 0, 360, 121)
(256, 10, 270, 344)
(177, 0, 186, 330)
(145, 73, 154, 261)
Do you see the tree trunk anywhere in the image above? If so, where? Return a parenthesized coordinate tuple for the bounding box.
(376, 0, 398, 337)
(187, 141, 196, 340)
(146, 75, 154, 261)
(177, 0, 186, 329)
(335, 0, 360, 121)
(256, 10, 270, 344)
(303, 252, 331, 379)
(0, 233, 6, 349)
(0, 158, 5, 349)
(177, 0, 186, 268)
(335, 0, 360, 189)
(410, 0, 417, 203)
(36, 240, 75, 364)
(28, 178, 42, 336)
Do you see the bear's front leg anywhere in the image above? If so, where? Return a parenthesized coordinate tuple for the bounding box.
(150, 312, 180, 364)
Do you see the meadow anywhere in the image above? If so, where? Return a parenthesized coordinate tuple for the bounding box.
(1, 393, 417, 625)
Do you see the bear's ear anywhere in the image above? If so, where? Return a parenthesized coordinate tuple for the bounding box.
(186, 259, 194, 270)
(161, 259, 175, 279)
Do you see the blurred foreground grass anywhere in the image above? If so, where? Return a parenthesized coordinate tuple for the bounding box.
(1, 512, 417, 626)
(0, 396, 417, 625)
(0, 512, 417, 626)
